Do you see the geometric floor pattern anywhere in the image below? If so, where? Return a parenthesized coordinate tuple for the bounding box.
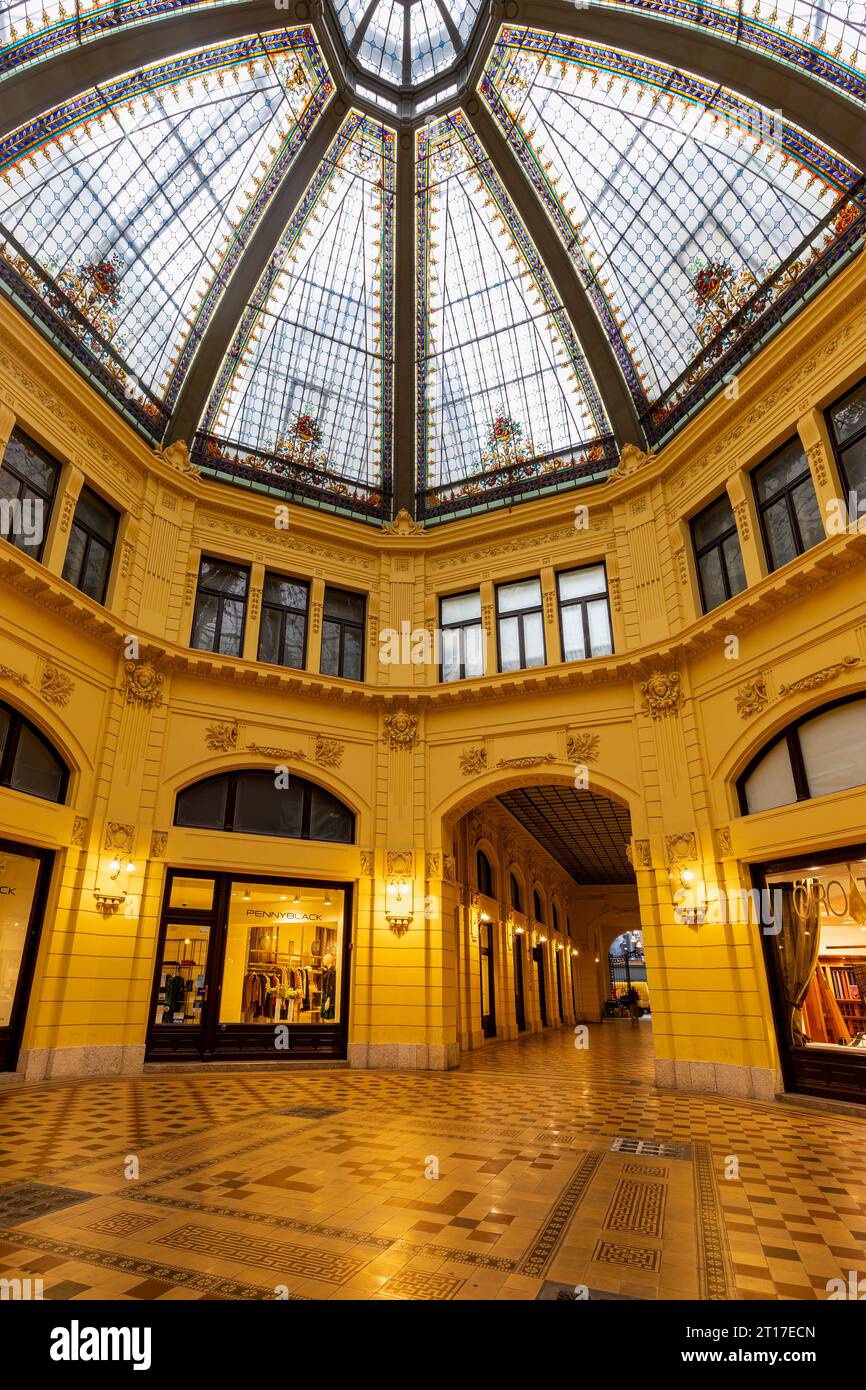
(0, 1021, 864, 1300)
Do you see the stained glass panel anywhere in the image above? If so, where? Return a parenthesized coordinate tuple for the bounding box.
(357, 0, 404, 85)
(197, 111, 395, 516)
(409, 0, 455, 84)
(482, 28, 863, 437)
(328, 0, 479, 89)
(415, 112, 612, 515)
(0, 28, 332, 433)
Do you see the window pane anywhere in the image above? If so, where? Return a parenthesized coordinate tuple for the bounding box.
(175, 776, 228, 829)
(586, 598, 612, 655)
(558, 565, 605, 601)
(0, 706, 9, 764)
(258, 608, 282, 665)
(309, 787, 354, 842)
(320, 621, 341, 676)
(323, 587, 364, 623)
(441, 591, 481, 624)
(220, 884, 345, 1026)
(762, 498, 798, 570)
(698, 547, 727, 611)
(799, 702, 866, 799)
(498, 615, 521, 671)
(523, 611, 545, 667)
(9, 725, 65, 801)
(282, 611, 306, 668)
(216, 598, 245, 656)
(61, 526, 86, 588)
(692, 494, 736, 550)
(341, 625, 363, 680)
(3, 433, 58, 497)
(263, 575, 307, 610)
(463, 624, 485, 677)
(753, 441, 809, 504)
(200, 558, 248, 597)
(191, 594, 218, 652)
(80, 537, 111, 602)
(0, 472, 47, 558)
(743, 739, 798, 814)
(75, 486, 117, 543)
(233, 773, 303, 837)
(561, 605, 586, 662)
(829, 380, 866, 446)
(441, 627, 462, 682)
(498, 578, 541, 614)
(0, 852, 40, 1027)
(721, 533, 747, 596)
(790, 478, 825, 551)
(840, 437, 866, 497)
(155, 922, 211, 1026)
(168, 877, 216, 911)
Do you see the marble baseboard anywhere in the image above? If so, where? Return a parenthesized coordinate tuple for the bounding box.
(655, 1056, 780, 1102)
(348, 1041, 459, 1071)
(18, 1044, 146, 1082)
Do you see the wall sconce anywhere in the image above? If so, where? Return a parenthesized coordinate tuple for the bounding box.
(538, 934, 547, 944)
(673, 866, 708, 926)
(515, 925, 525, 935)
(570, 948, 578, 957)
(480, 910, 491, 923)
(109, 857, 135, 881)
(556, 942, 564, 952)
(93, 889, 126, 915)
(386, 879, 414, 935)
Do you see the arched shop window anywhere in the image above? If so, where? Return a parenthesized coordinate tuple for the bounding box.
(738, 696, 866, 815)
(174, 771, 355, 843)
(476, 850, 494, 897)
(0, 700, 68, 803)
(510, 873, 522, 913)
(533, 889, 544, 923)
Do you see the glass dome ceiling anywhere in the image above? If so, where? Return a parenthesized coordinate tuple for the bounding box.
(0, 3, 862, 524)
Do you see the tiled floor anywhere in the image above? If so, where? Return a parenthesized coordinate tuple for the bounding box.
(0, 1021, 864, 1300)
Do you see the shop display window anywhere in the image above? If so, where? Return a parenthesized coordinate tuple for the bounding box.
(219, 883, 344, 1026)
(154, 922, 212, 1026)
(0, 850, 41, 1028)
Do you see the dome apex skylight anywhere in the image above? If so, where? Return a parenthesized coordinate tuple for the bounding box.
(331, 0, 483, 88)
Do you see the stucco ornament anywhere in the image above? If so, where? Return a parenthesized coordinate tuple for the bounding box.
(384, 709, 418, 750)
(124, 660, 164, 708)
(640, 670, 683, 720)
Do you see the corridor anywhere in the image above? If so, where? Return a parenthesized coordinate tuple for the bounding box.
(0, 1024, 863, 1301)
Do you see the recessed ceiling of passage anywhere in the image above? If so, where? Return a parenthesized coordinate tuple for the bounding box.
(0, 2, 862, 523)
(499, 785, 635, 885)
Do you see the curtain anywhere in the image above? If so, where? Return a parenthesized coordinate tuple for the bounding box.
(776, 881, 820, 1046)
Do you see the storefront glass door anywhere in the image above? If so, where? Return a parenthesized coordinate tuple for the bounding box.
(0, 839, 52, 1071)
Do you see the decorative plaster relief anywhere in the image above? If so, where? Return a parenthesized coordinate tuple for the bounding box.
(459, 746, 487, 776)
(384, 709, 418, 750)
(735, 674, 769, 719)
(123, 661, 164, 709)
(778, 655, 860, 697)
(566, 731, 599, 763)
(640, 670, 683, 720)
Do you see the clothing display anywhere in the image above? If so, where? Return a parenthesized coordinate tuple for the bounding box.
(241, 962, 323, 1023)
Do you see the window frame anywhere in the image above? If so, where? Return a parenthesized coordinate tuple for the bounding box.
(826, 373, 866, 499)
(510, 873, 522, 913)
(62, 483, 119, 604)
(752, 439, 824, 573)
(320, 585, 366, 682)
(476, 850, 494, 897)
(736, 693, 866, 815)
(174, 770, 355, 844)
(439, 588, 484, 683)
(0, 428, 60, 563)
(690, 492, 745, 614)
(257, 571, 310, 671)
(495, 576, 546, 674)
(532, 888, 544, 923)
(190, 555, 251, 657)
(555, 563, 613, 662)
(0, 699, 69, 804)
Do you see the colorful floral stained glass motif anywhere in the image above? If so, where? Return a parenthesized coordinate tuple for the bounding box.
(0, 0, 251, 81)
(197, 111, 395, 512)
(0, 28, 332, 431)
(481, 28, 863, 435)
(415, 112, 611, 510)
(587, 1, 866, 103)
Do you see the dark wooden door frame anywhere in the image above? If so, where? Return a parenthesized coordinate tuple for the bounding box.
(533, 944, 547, 1027)
(146, 867, 354, 1062)
(513, 932, 526, 1033)
(751, 840, 866, 1108)
(0, 837, 54, 1073)
(480, 921, 496, 1039)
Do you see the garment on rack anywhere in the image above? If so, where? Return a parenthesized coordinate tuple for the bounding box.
(321, 966, 336, 1021)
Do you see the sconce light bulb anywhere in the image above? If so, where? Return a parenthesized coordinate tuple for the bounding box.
(681, 868, 695, 885)
(109, 857, 121, 875)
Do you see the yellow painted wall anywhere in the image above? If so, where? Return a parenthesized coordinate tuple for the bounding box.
(0, 245, 864, 1091)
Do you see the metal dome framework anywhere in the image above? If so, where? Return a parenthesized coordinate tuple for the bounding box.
(0, 0, 863, 524)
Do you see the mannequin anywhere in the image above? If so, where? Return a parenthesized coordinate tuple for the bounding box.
(321, 952, 336, 1021)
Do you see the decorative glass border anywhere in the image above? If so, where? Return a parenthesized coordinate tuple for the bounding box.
(415, 109, 613, 517)
(482, 26, 864, 440)
(196, 109, 396, 520)
(0, 27, 333, 433)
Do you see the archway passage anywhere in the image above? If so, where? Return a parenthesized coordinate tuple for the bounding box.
(450, 779, 647, 1057)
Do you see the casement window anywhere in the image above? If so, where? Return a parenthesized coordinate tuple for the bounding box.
(320, 586, 365, 680)
(190, 557, 249, 656)
(753, 439, 824, 571)
(497, 577, 545, 672)
(0, 429, 59, 562)
(258, 573, 309, 670)
(440, 590, 484, 682)
(0, 699, 68, 803)
(61, 485, 119, 604)
(827, 375, 866, 499)
(738, 696, 866, 815)
(557, 564, 613, 660)
(690, 493, 747, 612)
